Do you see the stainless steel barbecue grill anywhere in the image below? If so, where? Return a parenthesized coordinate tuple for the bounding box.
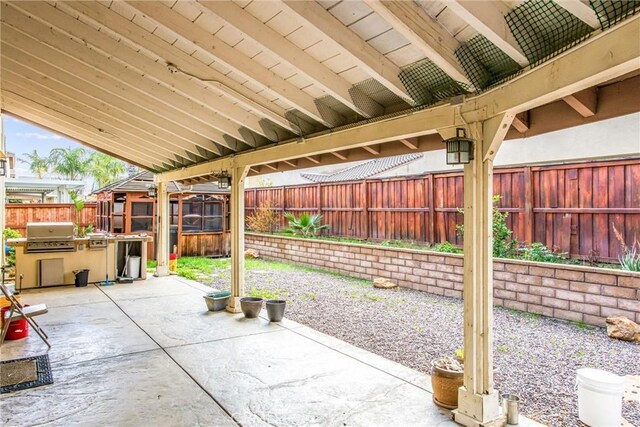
(25, 222, 76, 253)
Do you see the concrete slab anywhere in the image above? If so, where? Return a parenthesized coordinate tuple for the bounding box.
(98, 275, 205, 301)
(0, 350, 237, 427)
(168, 329, 454, 427)
(0, 301, 158, 366)
(117, 292, 285, 348)
(15, 284, 110, 308)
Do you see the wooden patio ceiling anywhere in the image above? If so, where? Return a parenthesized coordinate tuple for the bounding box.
(1, 1, 639, 179)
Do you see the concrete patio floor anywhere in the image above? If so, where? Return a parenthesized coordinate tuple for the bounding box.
(1, 275, 457, 427)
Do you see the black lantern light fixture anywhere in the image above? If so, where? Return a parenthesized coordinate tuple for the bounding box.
(146, 184, 157, 198)
(443, 128, 474, 165)
(217, 171, 230, 189)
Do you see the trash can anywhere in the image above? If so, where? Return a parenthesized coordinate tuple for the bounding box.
(73, 269, 90, 287)
(127, 256, 141, 279)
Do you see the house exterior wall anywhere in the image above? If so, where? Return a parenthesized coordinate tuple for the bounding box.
(246, 233, 640, 326)
(246, 112, 640, 188)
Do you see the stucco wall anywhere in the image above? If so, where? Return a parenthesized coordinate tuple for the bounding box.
(246, 233, 640, 326)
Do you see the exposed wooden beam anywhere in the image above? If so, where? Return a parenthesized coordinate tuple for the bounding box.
(306, 156, 322, 164)
(282, 159, 297, 168)
(199, 1, 383, 119)
(364, 0, 472, 86)
(263, 163, 279, 171)
(280, 0, 414, 105)
(158, 15, 639, 182)
(552, 0, 600, 29)
(443, 0, 529, 67)
(331, 151, 348, 160)
(562, 87, 598, 117)
(2, 94, 164, 170)
(1, 7, 224, 158)
(511, 111, 530, 133)
(362, 145, 381, 155)
(125, 1, 318, 131)
(45, 1, 261, 145)
(399, 138, 419, 150)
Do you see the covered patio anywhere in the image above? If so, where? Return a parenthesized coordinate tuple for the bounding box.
(1, 1, 639, 425)
(2, 277, 463, 426)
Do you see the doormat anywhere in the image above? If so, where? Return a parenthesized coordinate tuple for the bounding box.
(0, 354, 53, 394)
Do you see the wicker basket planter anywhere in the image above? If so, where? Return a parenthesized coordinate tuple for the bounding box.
(431, 364, 464, 409)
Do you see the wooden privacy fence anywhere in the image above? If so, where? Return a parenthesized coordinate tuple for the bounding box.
(245, 159, 640, 262)
(5, 203, 97, 236)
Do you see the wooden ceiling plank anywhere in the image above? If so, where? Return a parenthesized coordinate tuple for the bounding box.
(562, 87, 598, 117)
(280, 0, 415, 105)
(306, 155, 322, 164)
(43, 1, 268, 145)
(552, 0, 600, 29)
(443, 0, 529, 67)
(362, 145, 381, 155)
(199, 1, 382, 118)
(125, 1, 308, 133)
(331, 151, 348, 160)
(263, 163, 279, 171)
(2, 54, 220, 159)
(3, 95, 164, 170)
(0, 11, 223, 157)
(282, 159, 297, 168)
(364, 0, 472, 86)
(3, 69, 200, 163)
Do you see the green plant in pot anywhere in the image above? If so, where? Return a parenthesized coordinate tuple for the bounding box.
(431, 349, 464, 409)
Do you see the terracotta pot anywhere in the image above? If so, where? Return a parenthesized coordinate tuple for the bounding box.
(431, 365, 464, 409)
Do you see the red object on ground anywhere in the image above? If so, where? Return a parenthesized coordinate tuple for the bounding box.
(1, 305, 30, 340)
(169, 253, 177, 260)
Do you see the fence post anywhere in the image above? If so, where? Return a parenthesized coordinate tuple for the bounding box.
(427, 174, 436, 244)
(361, 180, 369, 240)
(317, 184, 322, 216)
(524, 167, 534, 244)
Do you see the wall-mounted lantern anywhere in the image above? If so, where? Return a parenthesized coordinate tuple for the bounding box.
(146, 184, 157, 198)
(0, 153, 7, 177)
(443, 128, 474, 165)
(217, 171, 230, 189)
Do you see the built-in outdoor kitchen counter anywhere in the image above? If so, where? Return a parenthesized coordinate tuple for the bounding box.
(7, 222, 152, 289)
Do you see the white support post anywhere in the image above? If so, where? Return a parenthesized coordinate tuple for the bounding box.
(0, 114, 5, 267)
(154, 179, 170, 277)
(453, 115, 512, 427)
(227, 166, 249, 313)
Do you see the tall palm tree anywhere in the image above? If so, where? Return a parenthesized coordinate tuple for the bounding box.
(19, 149, 50, 179)
(48, 147, 91, 180)
(89, 153, 127, 188)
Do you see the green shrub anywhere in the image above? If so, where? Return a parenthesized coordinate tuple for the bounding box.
(283, 212, 329, 237)
(612, 223, 640, 271)
(433, 241, 462, 254)
(518, 242, 566, 263)
(3, 228, 21, 267)
(3, 228, 21, 240)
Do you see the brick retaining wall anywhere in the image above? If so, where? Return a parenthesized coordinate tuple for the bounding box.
(246, 233, 640, 326)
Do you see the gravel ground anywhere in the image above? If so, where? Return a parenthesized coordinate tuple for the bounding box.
(205, 263, 640, 427)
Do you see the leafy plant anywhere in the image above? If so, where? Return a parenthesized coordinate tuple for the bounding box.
(70, 191, 91, 237)
(89, 153, 127, 189)
(19, 149, 50, 179)
(612, 223, 640, 271)
(3, 228, 22, 240)
(433, 241, 462, 254)
(518, 242, 566, 263)
(283, 212, 329, 238)
(246, 199, 279, 233)
(49, 147, 91, 180)
(457, 196, 518, 258)
(3, 228, 21, 267)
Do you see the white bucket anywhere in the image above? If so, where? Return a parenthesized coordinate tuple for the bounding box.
(127, 256, 141, 279)
(576, 368, 625, 427)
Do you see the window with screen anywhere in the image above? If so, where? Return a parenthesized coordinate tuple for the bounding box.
(113, 195, 125, 233)
(97, 200, 111, 232)
(131, 201, 153, 232)
(182, 195, 224, 232)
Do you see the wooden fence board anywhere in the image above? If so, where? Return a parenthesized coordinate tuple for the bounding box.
(6, 203, 97, 236)
(245, 159, 640, 261)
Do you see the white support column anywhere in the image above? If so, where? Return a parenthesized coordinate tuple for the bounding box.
(226, 166, 249, 313)
(0, 114, 5, 267)
(154, 179, 170, 277)
(453, 114, 513, 427)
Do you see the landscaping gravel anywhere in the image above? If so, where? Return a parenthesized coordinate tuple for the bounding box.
(205, 263, 640, 427)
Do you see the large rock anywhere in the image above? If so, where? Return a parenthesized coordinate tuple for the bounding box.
(606, 316, 640, 342)
(373, 277, 398, 289)
(244, 249, 259, 259)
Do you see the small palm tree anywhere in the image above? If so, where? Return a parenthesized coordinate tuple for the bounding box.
(49, 147, 91, 180)
(89, 153, 127, 189)
(19, 149, 50, 178)
(283, 212, 329, 238)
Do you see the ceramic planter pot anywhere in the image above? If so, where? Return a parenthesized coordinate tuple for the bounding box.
(431, 365, 464, 409)
(266, 299, 286, 322)
(240, 297, 263, 318)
